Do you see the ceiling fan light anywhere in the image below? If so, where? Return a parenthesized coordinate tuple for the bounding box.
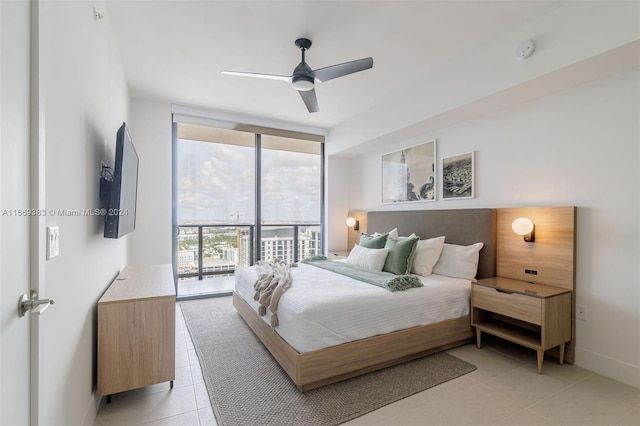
(292, 78, 314, 92)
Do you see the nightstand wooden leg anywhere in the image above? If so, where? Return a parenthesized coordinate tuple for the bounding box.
(536, 350, 544, 374)
(559, 342, 566, 365)
(475, 328, 482, 349)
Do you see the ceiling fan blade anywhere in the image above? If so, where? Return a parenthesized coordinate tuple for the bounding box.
(313, 57, 373, 83)
(298, 88, 319, 113)
(221, 71, 291, 83)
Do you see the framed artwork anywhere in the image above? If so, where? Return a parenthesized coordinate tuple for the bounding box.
(442, 151, 474, 200)
(381, 140, 436, 203)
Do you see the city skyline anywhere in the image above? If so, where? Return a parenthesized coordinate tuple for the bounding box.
(177, 225, 321, 276)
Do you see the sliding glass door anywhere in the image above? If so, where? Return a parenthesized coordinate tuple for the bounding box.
(259, 134, 322, 264)
(174, 121, 324, 298)
(176, 125, 255, 297)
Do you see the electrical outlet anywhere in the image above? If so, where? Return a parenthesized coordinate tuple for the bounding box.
(47, 226, 60, 259)
(576, 304, 588, 321)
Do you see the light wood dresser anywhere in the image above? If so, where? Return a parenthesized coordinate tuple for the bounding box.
(97, 264, 176, 402)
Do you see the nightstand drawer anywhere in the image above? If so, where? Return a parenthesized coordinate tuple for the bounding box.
(473, 285, 541, 325)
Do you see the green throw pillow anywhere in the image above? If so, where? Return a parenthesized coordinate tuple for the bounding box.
(383, 236, 419, 275)
(359, 233, 388, 249)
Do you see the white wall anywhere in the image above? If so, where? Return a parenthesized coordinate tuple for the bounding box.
(39, 1, 130, 424)
(129, 99, 173, 265)
(332, 69, 639, 388)
(326, 156, 351, 251)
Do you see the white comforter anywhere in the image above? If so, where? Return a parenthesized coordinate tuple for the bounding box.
(235, 263, 471, 353)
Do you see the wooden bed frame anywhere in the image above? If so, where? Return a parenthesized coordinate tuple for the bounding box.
(234, 208, 497, 391)
(233, 292, 473, 391)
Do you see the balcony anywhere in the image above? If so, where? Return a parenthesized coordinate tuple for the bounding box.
(177, 223, 321, 298)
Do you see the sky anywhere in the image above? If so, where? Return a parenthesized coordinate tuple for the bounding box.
(178, 139, 321, 224)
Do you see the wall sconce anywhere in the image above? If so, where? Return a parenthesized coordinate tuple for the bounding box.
(346, 217, 359, 231)
(512, 217, 535, 242)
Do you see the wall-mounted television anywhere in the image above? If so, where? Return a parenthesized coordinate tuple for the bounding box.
(102, 122, 139, 239)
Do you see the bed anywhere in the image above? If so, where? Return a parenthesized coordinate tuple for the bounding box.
(233, 208, 497, 391)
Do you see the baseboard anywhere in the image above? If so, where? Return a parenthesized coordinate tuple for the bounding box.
(81, 391, 101, 425)
(575, 347, 640, 389)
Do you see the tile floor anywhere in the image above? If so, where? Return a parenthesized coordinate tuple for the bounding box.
(95, 302, 640, 426)
(178, 276, 235, 298)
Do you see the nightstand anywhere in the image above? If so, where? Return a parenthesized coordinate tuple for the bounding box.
(472, 277, 572, 374)
(327, 251, 349, 260)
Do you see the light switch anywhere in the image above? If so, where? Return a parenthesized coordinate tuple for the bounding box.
(47, 226, 59, 259)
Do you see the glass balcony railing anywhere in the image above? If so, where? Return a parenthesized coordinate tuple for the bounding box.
(176, 223, 321, 298)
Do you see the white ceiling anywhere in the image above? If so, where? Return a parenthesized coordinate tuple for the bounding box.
(105, 1, 564, 129)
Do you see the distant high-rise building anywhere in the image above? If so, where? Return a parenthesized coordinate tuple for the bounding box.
(177, 250, 195, 271)
(299, 227, 321, 260)
(236, 226, 322, 265)
(240, 229, 252, 266)
(222, 247, 237, 264)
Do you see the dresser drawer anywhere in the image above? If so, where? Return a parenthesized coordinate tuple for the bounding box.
(473, 285, 541, 325)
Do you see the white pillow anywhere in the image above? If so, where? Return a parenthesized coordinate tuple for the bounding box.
(373, 228, 398, 240)
(346, 245, 389, 271)
(432, 242, 484, 280)
(398, 232, 419, 241)
(411, 236, 446, 276)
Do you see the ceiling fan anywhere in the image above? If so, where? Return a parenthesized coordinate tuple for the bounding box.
(221, 38, 373, 113)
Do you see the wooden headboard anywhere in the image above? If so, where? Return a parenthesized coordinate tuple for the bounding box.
(495, 206, 576, 289)
(363, 209, 497, 279)
(496, 206, 577, 363)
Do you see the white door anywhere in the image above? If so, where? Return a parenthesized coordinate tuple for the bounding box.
(1, 1, 36, 424)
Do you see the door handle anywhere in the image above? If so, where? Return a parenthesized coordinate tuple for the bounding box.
(18, 290, 55, 317)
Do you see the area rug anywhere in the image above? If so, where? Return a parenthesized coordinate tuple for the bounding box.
(181, 296, 476, 426)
